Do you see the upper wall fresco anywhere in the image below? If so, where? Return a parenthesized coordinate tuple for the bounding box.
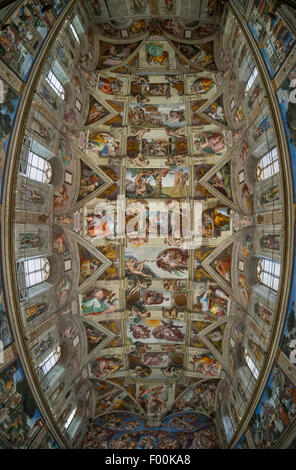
(0, 0, 69, 81)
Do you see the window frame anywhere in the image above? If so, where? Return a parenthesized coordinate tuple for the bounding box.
(64, 407, 77, 430)
(45, 69, 65, 100)
(39, 346, 61, 376)
(70, 23, 80, 43)
(245, 66, 258, 95)
(244, 348, 259, 379)
(23, 257, 50, 288)
(256, 147, 279, 181)
(20, 150, 52, 184)
(257, 257, 280, 292)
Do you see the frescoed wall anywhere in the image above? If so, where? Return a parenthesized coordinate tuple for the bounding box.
(83, 412, 219, 449)
(0, 1, 69, 81)
(0, 78, 20, 201)
(277, 63, 296, 200)
(248, 0, 295, 78)
(0, 360, 43, 448)
(0, 0, 296, 452)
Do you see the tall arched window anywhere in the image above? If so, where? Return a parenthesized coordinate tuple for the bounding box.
(20, 150, 52, 183)
(257, 147, 279, 181)
(245, 66, 258, 94)
(46, 69, 65, 99)
(39, 346, 61, 375)
(70, 23, 80, 43)
(24, 257, 50, 288)
(244, 348, 259, 379)
(64, 406, 77, 430)
(257, 258, 280, 292)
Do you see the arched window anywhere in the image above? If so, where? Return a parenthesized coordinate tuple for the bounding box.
(70, 23, 80, 43)
(73, 335, 80, 348)
(24, 257, 50, 288)
(46, 69, 65, 99)
(20, 150, 52, 183)
(257, 258, 280, 292)
(257, 147, 279, 181)
(245, 66, 258, 94)
(64, 406, 77, 430)
(244, 348, 259, 379)
(39, 346, 61, 375)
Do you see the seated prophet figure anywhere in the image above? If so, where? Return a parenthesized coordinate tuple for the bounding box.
(92, 356, 122, 377)
(81, 288, 118, 315)
(215, 253, 231, 281)
(146, 43, 168, 64)
(191, 77, 214, 94)
(202, 207, 230, 238)
(88, 132, 119, 157)
(86, 211, 113, 238)
(195, 286, 229, 318)
(195, 132, 225, 155)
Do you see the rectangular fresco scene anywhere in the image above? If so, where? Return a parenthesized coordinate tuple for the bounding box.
(0, 360, 43, 448)
(249, 363, 296, 449)
(280, 239, 296, 363)
(125, 247, 189, 279)
(248, 0, 295, 78)
(277, 63, 296, 201)
(0, 267, 13, 350)
(128, 351, 184, 379)
(127, 319, 186, 345)
(0, 1, 69, 81)
(125, 167, 189, 198)
(128, 103, 186, 128)
(0, 78, 20, 201)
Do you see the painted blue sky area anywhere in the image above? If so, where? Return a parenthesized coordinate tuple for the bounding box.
(278, 97, 296, 201)
(248, 22, 276, 78)
(235, 434, 248, 449)
(27, 408, 41, 428)
(251, 368, 277, 420)
(96, 411, 212, 433)
(52, 0, 69, 17)
(15, 45, 34, 81)
(0, 87, 20, 152)
(280, 243, 296, 342)
(103, 412, 214, 449)
(0, 82, 20, 200)
(13, 361, 25, 386)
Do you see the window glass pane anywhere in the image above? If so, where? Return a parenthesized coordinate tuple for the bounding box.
(45, 70, 65, 99)
(23, 257, 50, 287)
(39, 348, 60, 375)
(21, 151, 52, 183)
(257, 147, 279, 181)
(65, 408, 77, 429)
(70, 24, 79, 42)
(258, 258, 280, 291)
(245, 67, 258, 93)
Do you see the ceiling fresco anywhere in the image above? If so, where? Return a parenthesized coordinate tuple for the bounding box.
(48, 6, 251, 447)
(1, 0, 294, 451)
